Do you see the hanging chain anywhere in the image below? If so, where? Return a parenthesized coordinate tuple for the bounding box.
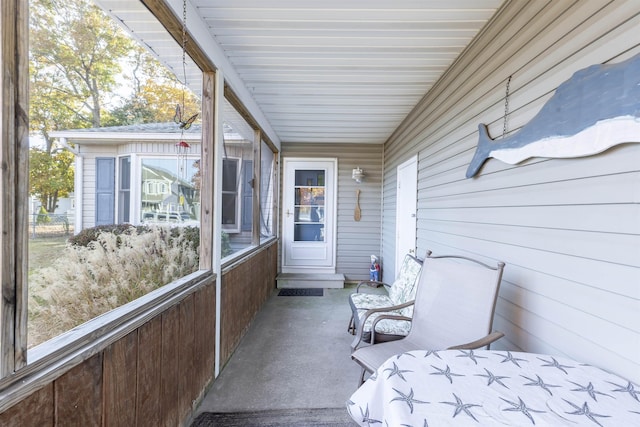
(181, 0, 188, 111)
(502, 75, 512, 139)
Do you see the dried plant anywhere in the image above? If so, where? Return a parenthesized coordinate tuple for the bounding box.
(28, 225, 199, 347)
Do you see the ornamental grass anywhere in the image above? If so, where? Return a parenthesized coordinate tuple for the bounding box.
(28, 225, 199, 347)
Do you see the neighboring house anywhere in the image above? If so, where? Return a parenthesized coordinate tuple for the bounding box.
(50, 122, 262, 251)
(28, 195, 74, 217)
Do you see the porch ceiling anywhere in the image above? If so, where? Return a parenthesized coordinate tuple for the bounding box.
(95, 0, 503, 144)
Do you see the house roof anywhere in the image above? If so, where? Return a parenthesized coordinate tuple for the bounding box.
(50, 122, 246, 144)
(92, 0, 505, 146)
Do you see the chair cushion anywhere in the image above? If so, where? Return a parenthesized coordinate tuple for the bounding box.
(349, 293, 394, 311)
(355, 308, 412, 337)
(387, 255, 422, 308)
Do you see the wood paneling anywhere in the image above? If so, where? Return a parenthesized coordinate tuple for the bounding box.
(178, 294, 196, 421)
(220, 242, 277, 365)
(136, 316, 162, 427)
(383, 0, 640, 383)
(55, 354, 102, 426)
(0, 384, 53, 427)
(0, 277, 220, 425)
(103, 332, 138, 426)
(160, 304, 180, 426)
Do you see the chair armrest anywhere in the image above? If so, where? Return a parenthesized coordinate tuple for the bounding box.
(355, 280, 388, 293)
(446, 331, 505, 350)
(370, 314, 412, 345)
(350, 300, 415, 352)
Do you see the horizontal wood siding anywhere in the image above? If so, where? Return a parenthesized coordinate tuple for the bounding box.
(282, 143, 384, 281)
(383, 1, 640, 382)
(220, 242, 278, 366)
(0, 279, 216, 426)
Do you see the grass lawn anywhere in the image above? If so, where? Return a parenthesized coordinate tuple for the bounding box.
(28, 236, 68, 272)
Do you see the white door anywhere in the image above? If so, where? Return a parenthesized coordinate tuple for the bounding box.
(395, 156, 418, 272)
(282, 158, 336, 273)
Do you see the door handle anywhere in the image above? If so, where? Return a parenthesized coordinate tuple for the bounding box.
(286, 209, 292, 217)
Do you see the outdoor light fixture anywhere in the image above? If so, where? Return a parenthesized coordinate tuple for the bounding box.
(352, 167, 365, 183)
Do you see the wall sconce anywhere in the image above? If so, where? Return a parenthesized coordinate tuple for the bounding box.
(352, 167, 365, 183)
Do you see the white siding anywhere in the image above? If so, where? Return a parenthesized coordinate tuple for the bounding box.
(76, 141, 201, 229)
(383, 1, 640, 382)
(282, 143, 383, 281)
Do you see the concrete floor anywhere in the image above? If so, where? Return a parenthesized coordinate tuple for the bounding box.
(193, 286, 366, 421)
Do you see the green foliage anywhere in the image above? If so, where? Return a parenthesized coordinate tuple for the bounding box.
(103, 47, 201, 127)
(29, 0, 136, 148)
(36, 206, 50, 224)
(221, 231, 232, 257)
(68, 223, 146, 247)
(30, 0, 201, 137)
(29, 147, 75, 212)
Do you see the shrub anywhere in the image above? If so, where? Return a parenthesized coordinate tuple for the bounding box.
(36, 206, 50, 224)
(28, 225, 199, 347)
(68, 223, 148, 247)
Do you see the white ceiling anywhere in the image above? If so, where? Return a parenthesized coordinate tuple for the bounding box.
(95, 0, 504, 145)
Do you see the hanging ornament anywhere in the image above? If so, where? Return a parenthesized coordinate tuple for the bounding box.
(174, 104, 198, 130)
(174, 0, 198, 155)
(174, 0, 197, 208)
(176, 140, 191, 205)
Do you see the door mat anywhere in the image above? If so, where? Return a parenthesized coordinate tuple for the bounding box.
(278, 288, 324, 296)
(190, 408, 355, 426)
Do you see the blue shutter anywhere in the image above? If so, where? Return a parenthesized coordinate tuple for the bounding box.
(96, 157, 115, 225)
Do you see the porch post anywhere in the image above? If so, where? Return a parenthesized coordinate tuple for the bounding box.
(213, 70, 224, 377)
(252, 129, 261, 246)
(0, 0, 29, 375)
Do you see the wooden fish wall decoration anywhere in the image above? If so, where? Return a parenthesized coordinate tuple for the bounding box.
(466, 52, 640, 178)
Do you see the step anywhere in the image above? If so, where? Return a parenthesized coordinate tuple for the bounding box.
(276, 273, 345, 289)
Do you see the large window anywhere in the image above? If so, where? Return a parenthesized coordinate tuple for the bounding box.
(9, 0, 277, 374)
(140, 157, 200, 224)
(26, 0, 203, 348)
(221, 102, 256, 257)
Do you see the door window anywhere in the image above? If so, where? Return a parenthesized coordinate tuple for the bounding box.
(293, 169, 325, 242)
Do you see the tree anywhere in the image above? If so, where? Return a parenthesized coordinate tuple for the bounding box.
(104, 46, 201, 127)
(29, 0, 134, 150)
(28, 0, 201, 211)
(29, 148, 75, 213)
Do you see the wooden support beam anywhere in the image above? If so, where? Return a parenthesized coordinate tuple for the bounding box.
(1, 0, 29, 376)
(140, 0, 216, 73)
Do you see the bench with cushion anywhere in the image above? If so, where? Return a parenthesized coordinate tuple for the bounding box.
(348, 252, 426, 346)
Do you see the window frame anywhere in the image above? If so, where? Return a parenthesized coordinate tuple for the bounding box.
(0, 0, 279, 409)
(221, 157, 241, 232)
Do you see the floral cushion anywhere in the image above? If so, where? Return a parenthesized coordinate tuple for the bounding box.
(349, 254, 422, 338)
(386, 255, 422, 315)
(355, 308, 412, 337)
(349, 293, 394, 311)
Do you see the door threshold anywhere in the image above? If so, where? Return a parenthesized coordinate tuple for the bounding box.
(276, 273, 345, 289)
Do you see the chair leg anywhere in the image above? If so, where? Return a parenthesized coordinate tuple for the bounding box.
(348, 315, 355, 334)
(358, 368, 367, 386)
